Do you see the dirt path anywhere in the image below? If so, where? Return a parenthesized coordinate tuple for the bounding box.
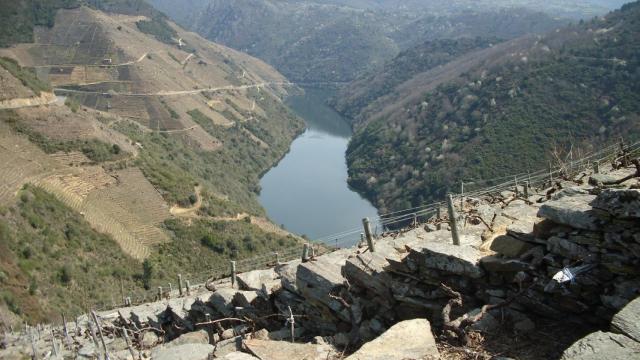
(33, 52, 149, 69)
(170, 185, 202, 216)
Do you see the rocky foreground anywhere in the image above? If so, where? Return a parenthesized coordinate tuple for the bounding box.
(2, 160, 640, 359)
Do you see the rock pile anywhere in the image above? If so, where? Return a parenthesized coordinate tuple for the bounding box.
(1, 163, 639, 359)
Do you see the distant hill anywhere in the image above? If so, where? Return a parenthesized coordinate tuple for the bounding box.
(0, 1, 303, 325)
(342, 1, 640, 214)
(149, 0, 577, 83)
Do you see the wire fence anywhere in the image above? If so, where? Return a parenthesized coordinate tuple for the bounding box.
(82, 139, 640, 313)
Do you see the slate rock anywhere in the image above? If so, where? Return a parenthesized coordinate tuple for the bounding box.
(480, 255, 529, 272)
(538, 195, 604, 230)
(547, 236, 594, 261)
(244, 339, 333, 360)
(345, 318, 440, 360)
(221, 352, 259, 360)
(165, 330, 209, 347)
(296, 255, 349, 321)
(490, 235, 535, 257)
(591, 189, 640, 219)
(560, 331, 640, 360)
(150, 343, 214, 360)
(611, 296, 640, 342)
(408, 243, 485, 279)
(209, 288, 238, 317)
(236, 268, 281, 296)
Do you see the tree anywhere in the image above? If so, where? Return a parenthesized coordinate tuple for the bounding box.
(142, 259, 153, 290)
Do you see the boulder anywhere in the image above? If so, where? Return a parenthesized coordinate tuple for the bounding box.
(221, 352, 259, 360)
(243, 339, 334, 360)
(611, 296, 640, 342)
(538, 195, 604, 230)
(589, 174, 618, 186)
(150, 343, 214, 360)
(345, 319, 440, 360)
(560, 331, 640, 360)
(591, 189, 640, 219)
(165, 330, 209, 347)
(490, 235, 535, 257)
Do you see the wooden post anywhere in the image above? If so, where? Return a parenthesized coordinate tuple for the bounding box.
(168, 283, 172, 298)
(122, 328, 136, 360)
(178, 274, 183, 297)
(87, 322, 100, 354)
(120, 278, 125, 306)
(524, 181, 530, 199)
(274, 252, 280, 265)
(62, 312, 71, 349)
(157, 286, 162, 301)
(301, 243, 309, 262)
(436, 207, 442, 230)
(30, 327, 38, 360)
(90, 310, 110, 360)
(185, 280, 191, 296)
(447, 194, 461, 246)
(50, 328, 58, 357)
(230, 261, 237, 288)
(593, 161, 600, 174)
(412, 213, 417, 227)
(362, 217, 375, 252)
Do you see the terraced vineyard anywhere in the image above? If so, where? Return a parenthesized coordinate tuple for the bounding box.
(33, 166, 170, 260)
(0, 122, 59, 206)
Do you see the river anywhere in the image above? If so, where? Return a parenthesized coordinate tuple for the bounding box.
(259, 88, 379, 247)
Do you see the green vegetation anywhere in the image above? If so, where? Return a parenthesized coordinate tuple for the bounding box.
(1, 110, 127, 163)
(150, 218, 299, 279)
(345, 2, 640, 214)
(136, 15, 177, 45)
(0, 57, 51, 95)
(0, 185, 142, 323)
(329, 37, 498, 120)
(111, 92, 303, 215)
(0, 0, 80, 47)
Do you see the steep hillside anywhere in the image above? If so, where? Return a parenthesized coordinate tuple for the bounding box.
(0, 2, 303, 325)
(345, 2, 640, 214)
(150, 0, 572, 83)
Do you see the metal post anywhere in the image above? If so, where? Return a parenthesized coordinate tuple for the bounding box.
(447, 194, 461, 246)
(413, 213, 417, 227)
(301, 243, 309, 262)
(178, 274, 183, 296)
(230, 261, 237, 288)
(168, 283, 172, 298)
(524, 181, 530, 199)
(362, 217, 375, 252)
(157, 286, 162, 300)
(514, 176, 519, 197)
(460, 181, 465, 210)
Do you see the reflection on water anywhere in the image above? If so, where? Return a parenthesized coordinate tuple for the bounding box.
(259, 88, 379, 246)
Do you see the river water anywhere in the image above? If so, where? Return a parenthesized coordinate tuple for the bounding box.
(259, 88, 379, 247)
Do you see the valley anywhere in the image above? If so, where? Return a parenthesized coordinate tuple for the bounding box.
(1, 1, 640, 359)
